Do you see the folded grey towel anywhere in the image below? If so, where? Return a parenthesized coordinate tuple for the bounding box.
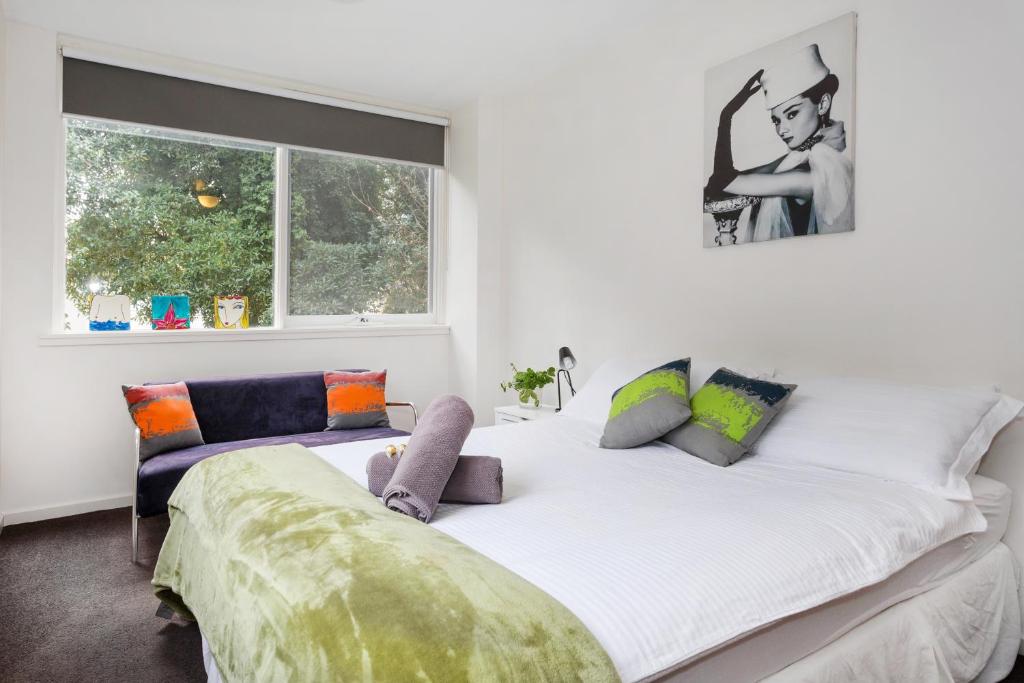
(367, 452, 502, 504)
(382, 394, 474, 522)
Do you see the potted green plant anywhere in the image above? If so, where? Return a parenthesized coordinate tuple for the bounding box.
(500, 363, 556, 408)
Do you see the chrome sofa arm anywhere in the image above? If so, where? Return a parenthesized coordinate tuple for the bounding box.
(386, 401, 418, 427)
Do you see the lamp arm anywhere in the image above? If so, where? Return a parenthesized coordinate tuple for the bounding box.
(556, 368, 576, 412)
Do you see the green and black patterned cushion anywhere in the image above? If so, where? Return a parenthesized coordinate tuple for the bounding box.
(661, 368, 796, 466)
(600, 359, 692, 449)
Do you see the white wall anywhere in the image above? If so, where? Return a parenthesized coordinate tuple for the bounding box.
(446, 102, 481, 415)
(0, 22, 451, 523)
(447, 97, 507, 422)
(497, 0, 1024, 398)
(0, 9, 7, 526)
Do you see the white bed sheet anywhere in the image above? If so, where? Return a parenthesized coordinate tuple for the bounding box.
(306, 417, 987, 682)
(656, 474, 1012, 681)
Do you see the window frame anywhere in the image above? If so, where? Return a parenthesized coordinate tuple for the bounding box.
(55, 113, 446, 335)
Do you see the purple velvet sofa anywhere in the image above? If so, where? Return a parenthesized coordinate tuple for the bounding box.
(132, 371, 413, 561)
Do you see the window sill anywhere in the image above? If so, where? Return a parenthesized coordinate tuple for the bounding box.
(38, 324, 450, 347)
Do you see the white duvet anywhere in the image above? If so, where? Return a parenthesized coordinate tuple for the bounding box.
(312, 417, 987, 682)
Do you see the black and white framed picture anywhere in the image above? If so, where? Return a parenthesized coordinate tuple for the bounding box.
(703, 13, 856, 247)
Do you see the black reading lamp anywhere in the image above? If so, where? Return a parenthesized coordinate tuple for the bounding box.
(556, 346, 577, 412)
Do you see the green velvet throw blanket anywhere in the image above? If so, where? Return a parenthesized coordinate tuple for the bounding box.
(152, 444, 618, 682)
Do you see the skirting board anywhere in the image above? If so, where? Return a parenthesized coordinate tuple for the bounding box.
(1, 494, 133, 526)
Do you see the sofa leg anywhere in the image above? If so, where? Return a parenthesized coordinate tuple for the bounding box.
(132, 427, 141, 564)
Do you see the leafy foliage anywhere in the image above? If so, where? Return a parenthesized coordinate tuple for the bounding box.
(289, 150, 430, 315)
(500, 364, 557, 407)
(64, 119, 431, 330)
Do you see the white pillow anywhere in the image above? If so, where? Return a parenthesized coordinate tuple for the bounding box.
(560, 356, 774, 424)
(754, 376, 1023, 501)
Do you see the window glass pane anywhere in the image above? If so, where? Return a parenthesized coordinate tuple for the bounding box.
(288, 149, 431, 316)
(64, 118, 275, 331)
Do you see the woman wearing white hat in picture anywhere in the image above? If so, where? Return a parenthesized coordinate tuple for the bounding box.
(705, 44, 854, 242)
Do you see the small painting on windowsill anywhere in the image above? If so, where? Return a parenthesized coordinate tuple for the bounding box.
(88, 294, 131, 331)
(214, 295, 250, 329)
(151, 295, 191, 330)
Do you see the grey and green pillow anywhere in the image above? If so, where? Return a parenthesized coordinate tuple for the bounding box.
(660, 368, 796, 466)
(599, 359, 692, 449)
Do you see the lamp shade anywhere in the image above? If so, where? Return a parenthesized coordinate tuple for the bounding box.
(558, 346, 576, 371)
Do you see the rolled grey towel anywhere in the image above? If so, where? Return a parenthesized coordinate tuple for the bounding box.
(367, 452, 502, 504)
(382, 394, 474, 522)
(443, 455, 503, 504)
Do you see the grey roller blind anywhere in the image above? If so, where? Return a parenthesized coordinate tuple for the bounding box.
(62, 57, 446, 167)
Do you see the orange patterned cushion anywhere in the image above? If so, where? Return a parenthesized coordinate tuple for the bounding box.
(123, 382, 204, 459)
(325, 370, 390, 430)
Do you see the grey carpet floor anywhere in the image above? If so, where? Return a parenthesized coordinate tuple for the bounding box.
(0, 508, 204, 682)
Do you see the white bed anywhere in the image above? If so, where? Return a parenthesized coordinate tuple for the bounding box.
(200, 415, 1022, 682)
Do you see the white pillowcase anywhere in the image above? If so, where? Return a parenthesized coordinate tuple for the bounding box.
(754, 376, 1023, 501)
(560, 356, 774, 425)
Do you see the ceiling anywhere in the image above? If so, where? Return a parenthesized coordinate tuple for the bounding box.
(2, 0, 674, 112)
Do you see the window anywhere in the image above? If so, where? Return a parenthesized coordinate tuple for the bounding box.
(64, 119, 276, 331)
(62, 117, 439, 332)
(288, 150, 432, 319)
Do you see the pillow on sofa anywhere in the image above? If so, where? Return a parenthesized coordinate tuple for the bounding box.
(325, 370, 391, 430)
(660, 368, 796, 466)
(600, 359, 692, 449)
(123, 382, 205, 460)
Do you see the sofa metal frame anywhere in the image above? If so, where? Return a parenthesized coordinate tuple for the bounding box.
(132, 401, 418, 563)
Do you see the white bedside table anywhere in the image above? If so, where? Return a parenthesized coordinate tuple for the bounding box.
(494, 404, 558, 425)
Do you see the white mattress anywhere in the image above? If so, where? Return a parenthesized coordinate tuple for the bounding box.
(764, 543, 1022, 683)
(658, 474, 1012, 681)
(306, 416, 987, 682)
